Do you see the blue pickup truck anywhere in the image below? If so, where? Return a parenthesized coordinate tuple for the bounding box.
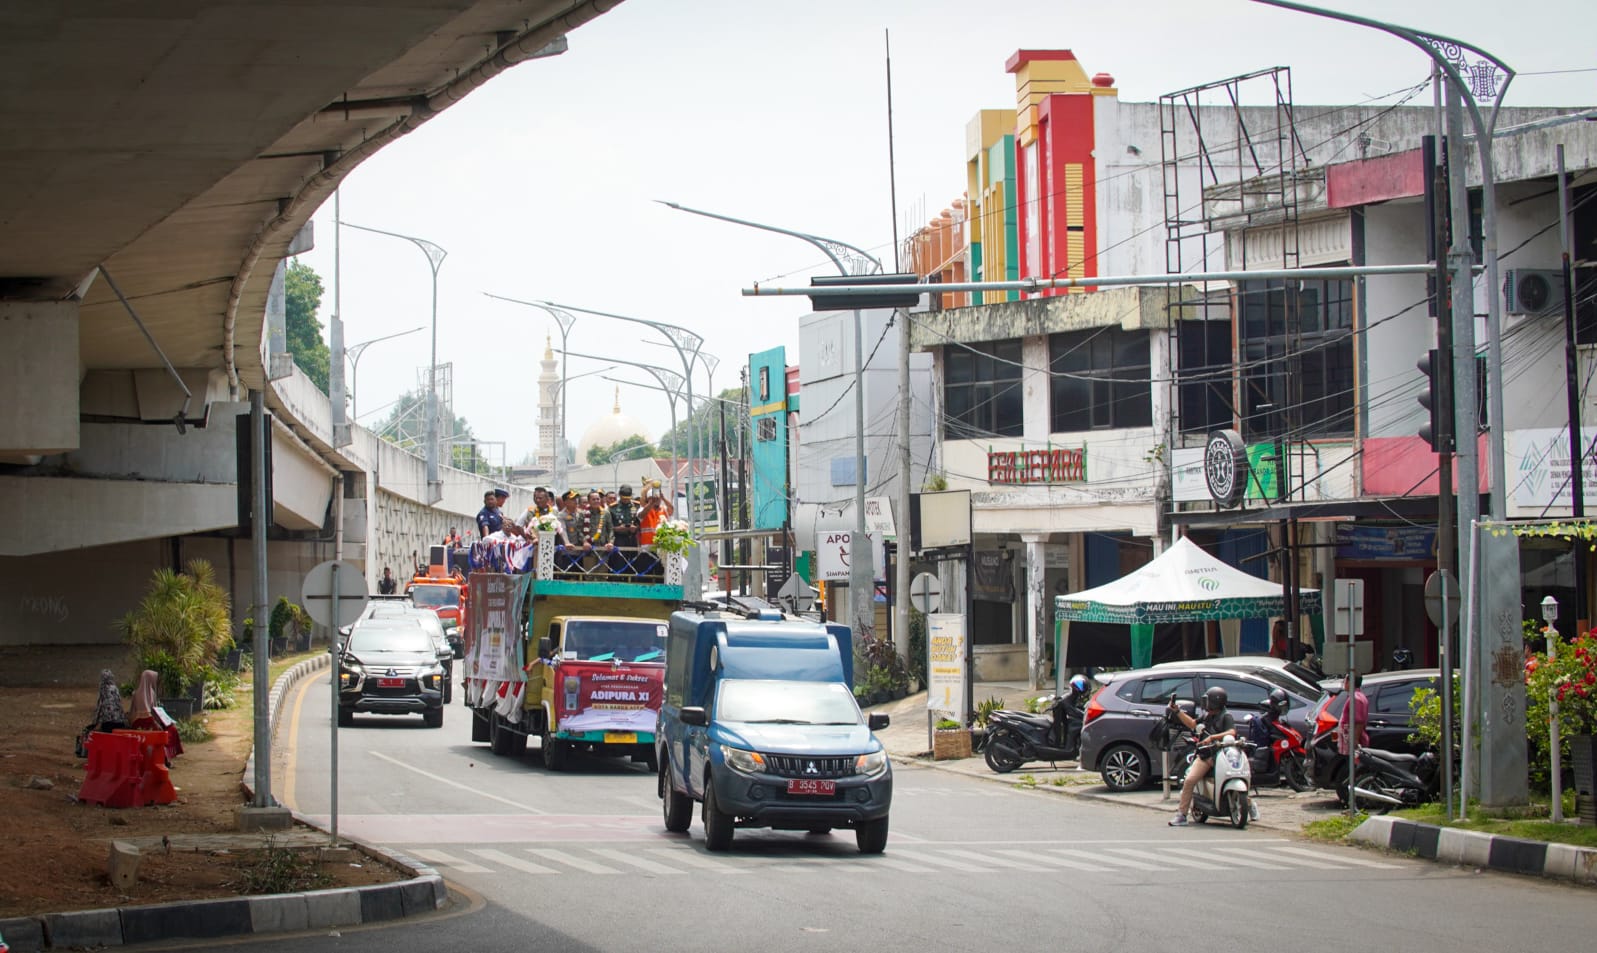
(656, 607, 893, 853)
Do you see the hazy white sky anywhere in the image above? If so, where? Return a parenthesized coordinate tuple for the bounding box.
(295, 0, 1595, 465)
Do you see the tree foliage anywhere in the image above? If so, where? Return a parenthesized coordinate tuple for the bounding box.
(285, 260, 331, 393)
(656, 386, 750, 458)
(115, 560, 234, 695)
(588, 434, 656, 467)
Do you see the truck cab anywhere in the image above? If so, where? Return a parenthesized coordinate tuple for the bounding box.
(657, 607, 893, 854)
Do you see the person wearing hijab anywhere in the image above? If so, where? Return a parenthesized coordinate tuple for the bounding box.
(77, 669, 127, 758)
(128, 669, 183, 762)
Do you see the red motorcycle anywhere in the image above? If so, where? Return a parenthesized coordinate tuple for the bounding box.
(1250, 689, 1312, 792)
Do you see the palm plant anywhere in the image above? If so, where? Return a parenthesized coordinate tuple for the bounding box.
(116, 559, 234, 696)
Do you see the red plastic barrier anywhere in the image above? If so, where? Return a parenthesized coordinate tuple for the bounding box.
(116, 730, 178, 805)
(77, 732, 145, 808)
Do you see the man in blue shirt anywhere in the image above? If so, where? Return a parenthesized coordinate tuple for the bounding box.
(476, 489, 504, 538)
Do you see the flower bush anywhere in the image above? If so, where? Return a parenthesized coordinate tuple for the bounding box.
(650, 519, 693, 557)
(1528, 629, 1597, 737)
(532, 511, 561, 534)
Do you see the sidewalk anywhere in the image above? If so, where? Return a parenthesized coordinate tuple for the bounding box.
(869, 682, 1350, 833)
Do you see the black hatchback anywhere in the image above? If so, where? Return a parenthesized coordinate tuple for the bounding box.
(1078, 665, 1322, 791)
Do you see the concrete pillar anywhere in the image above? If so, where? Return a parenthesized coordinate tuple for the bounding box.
(1022, 533, 1048, 688)
(0, 300, 79, 456)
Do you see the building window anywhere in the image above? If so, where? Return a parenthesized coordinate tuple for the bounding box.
(757, 417, 776, 442)
(1238, 277, 1355, 439)
(943, 339, 1023, 438)
(1177, 315, 1234, 438)
(1049, 328, 1152, 432)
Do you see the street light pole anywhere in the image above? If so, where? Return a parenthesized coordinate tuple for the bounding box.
(345, 326, 425, 421)
(342, 222, 447, 501)
(483, 294, 576, 488)
(559, 349, 685, 503)
(659, 200, 883, 641)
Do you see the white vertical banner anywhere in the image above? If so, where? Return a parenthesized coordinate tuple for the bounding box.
(926, 613, 968, 722)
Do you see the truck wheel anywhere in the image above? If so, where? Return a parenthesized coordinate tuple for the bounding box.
(661, 756, 692, 833)
(423, 708, 444, 729)
(855, 815, 889, 854)
(337, 707, 353, 728)
(471, 709, 489, 743)
(490, 714, 522, 756)
(542, 728, 568, 771)
(702, 775, 734, 852)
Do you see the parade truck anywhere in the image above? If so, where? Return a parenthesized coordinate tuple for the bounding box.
(461, 542, 684, 771)
(406, 545, 467, 658)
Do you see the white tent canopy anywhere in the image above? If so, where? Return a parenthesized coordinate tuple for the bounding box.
(1053, 536, 1321, 670)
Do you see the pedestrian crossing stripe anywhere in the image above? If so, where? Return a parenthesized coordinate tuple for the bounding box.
(409, 843, 1401, 877)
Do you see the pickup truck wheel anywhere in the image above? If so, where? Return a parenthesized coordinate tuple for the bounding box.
(337, 708, 353, 728)
(661, 757, 692, 833)
(423, 708, 444, 729)
(702, 776, 734, 851)
(855, 815, 889, 854)
(542, 728, 568, 771)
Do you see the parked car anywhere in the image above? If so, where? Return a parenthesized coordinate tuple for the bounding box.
(1149, 654, 1335, 697)
(336, 619, 451, 728)
(1078, 664, 1322, 791)
(1307, 669, 1441, 790)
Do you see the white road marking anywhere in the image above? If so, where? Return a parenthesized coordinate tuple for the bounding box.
(645, 847, 749, 873)
(527, 847, 622, 874)
(1267, 846, 1402, 869)
(890, 851, 987, 872)
(408, 848, 491, 874)
(994, 849, 1097, 871)
(366, 750, 548, 814)
(1162, 846, 1278, 869)
(1058, 847, 1160, 870)
(1211, 846, 1344, 870)
(1104, 847, 1225, 869)
(468, 848, 557, 875)
(591, 847, 685, 875)
(936, 847, 1031, 869)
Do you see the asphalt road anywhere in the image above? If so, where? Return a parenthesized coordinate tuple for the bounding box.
(216, 672, 1597, 953)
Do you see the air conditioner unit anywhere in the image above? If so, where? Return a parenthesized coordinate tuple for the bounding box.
(1503, 268, 1563, 317)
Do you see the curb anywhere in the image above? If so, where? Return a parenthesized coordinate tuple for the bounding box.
(0, 654, 450, 952)
(1349, 815, 1597, 885)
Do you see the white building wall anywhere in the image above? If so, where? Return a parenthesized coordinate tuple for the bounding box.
(1363, 200, 1432, 439)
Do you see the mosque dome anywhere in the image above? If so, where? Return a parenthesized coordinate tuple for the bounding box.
(575, 388, 651, 460)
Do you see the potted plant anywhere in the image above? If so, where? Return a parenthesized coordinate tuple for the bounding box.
(269, 597, 314, 654)
(933, 717, 972, 761)
(116, 559, 233, 716)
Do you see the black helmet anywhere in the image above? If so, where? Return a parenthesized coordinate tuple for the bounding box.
(1392, 647, 1415, 670)
(1203, 686, 1228, 712)
(1266, 688, 1290, 716)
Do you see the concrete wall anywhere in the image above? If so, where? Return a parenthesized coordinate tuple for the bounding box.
(0, 301, 79, 459)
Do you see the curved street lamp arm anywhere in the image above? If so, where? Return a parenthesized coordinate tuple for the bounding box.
(483, 292, 577, 337)
(655, 200, 883, 276)
(340, 221, 448, 274)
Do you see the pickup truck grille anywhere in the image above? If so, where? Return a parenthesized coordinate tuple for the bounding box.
(764, 755, 856, 779)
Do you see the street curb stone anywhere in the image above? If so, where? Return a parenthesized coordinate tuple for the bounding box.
(1349, 816, 1597, 885)
(0, 654, 450, 952)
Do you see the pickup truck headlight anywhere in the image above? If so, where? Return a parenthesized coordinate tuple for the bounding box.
(423, 672, 442, 691)
(855, 750, 888, 778)
(339, 660, 363, 688)
(720, 745, 767, 775)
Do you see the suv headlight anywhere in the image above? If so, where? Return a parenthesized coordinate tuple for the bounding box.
(855, 750, 889, 778)
(720, 745, 767, 775)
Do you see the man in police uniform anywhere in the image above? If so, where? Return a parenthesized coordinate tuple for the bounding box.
(475, 490, 503, 538)
(602, 484, 642, 574)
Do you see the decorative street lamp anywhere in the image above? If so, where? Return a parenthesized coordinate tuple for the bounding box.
(558, 348, 686, 504)
(342, 221, 447, 502)
(483, 294, 576, 489)
(344, 325, 424, 421)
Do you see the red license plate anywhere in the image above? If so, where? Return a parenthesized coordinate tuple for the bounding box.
(376, 678, 405, 688)
(786, 779, 836, 796)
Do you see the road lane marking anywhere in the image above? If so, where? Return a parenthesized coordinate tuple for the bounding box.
(1266, 846, 1401, 869)
(1057, 848, 1160, 870)
(409, 848, 491, 874)
(1104, 847, 1225, 870)
(645, 848, 749, 873)
(859, 855, 937, 873)
(1163, 846, 1278, 869)
(891, 851, 987, 872)
(367, 750, 549, 814)
(527, 847, 622, 874)
(994, 849, 1097, 871)
(1211, 846, 1345, 870)
(591, 847, 685, 875)
(469, 848, 557, 875)
(936, 847, 1030, 869)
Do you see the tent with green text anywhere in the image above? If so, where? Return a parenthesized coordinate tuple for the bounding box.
(1053, 536, 1322, 670)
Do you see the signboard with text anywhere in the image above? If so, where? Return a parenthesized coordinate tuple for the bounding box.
(926, 613, 968, 721)
(987, 448, 1086, 484)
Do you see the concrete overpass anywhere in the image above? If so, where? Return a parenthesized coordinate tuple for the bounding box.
(0, 1, 625, 648)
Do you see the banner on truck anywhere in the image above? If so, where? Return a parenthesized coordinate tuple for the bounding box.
(465, 573, 528, 682)
(556, 664, 665, 733)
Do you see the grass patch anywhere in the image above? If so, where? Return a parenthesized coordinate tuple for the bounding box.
(1394, 798, 1597, 849)
(175, 717, 213, 744)
(1301, 812, 1369, 842)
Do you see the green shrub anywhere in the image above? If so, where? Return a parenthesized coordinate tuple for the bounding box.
(116, 560, 233, 696)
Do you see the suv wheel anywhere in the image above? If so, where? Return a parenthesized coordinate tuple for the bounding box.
(423, 708, 443, 729)
(660, 756, 692, 833)
(1099, 743, 1150, 791)
(702, 774, 734, 851)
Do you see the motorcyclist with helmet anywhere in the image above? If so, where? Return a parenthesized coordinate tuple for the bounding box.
(1168, 686, 1237, 827)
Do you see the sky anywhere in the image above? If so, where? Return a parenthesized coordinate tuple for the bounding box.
(294, 0, 1597, 467)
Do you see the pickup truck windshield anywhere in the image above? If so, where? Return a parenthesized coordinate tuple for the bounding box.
(563, 619, 667, 663)
(410, 585, 459, 609)
(717, 680, 862, 726)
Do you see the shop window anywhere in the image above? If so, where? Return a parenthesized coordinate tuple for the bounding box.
(943, 339, 1023, 438)
(1049, 327, 1152, 432)
(1237, 276, 1356, 439)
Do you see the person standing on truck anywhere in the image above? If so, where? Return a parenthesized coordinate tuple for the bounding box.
(476, 490, 503, 538)
(603, 485, 643, 575)
(378, 567, 397, 595)
(638, 482, 673, 545)
(555, 490, 587, 570)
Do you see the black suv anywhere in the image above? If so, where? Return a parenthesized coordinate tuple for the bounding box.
(337, 620, 451, 728)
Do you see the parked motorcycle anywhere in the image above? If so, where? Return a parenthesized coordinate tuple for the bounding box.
(983, 692, 1085, 773)
(1346, 745, 1441, 812)
(1249, 689, 1312, 792)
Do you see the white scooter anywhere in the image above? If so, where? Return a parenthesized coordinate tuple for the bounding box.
(1185, 737, 1256, 829)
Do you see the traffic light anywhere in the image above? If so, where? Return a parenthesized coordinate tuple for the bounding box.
(1417, 349, 1454, 453)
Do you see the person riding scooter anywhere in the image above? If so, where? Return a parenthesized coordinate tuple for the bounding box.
(1168, 686, 1236, 827)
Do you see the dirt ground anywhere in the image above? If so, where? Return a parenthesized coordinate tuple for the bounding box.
(0, 665, 402, 920)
